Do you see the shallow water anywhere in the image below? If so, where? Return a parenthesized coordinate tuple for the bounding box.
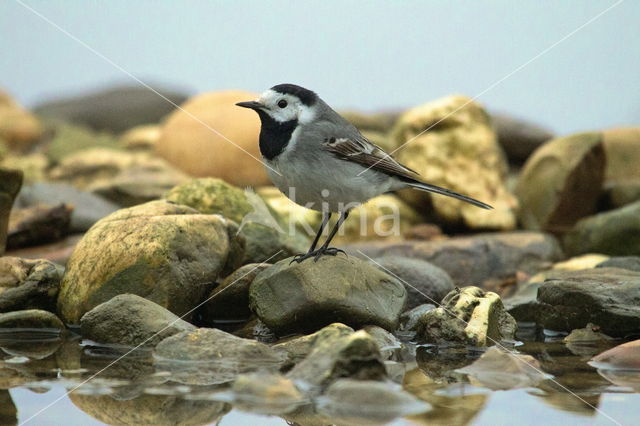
(1, 326, 639, 426)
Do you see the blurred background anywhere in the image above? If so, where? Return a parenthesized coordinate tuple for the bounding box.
(2, 0, 639, 134)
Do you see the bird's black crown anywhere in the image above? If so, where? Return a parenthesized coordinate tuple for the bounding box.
(271, 84, 318, 106)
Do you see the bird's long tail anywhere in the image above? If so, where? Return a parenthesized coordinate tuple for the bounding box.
(406, 181, 493, 210)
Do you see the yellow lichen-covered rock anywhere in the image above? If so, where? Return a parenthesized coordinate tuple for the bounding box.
(156, 90, 269, 186)
(1, 153, 49, 184)
(515, 132, 605, 233)
(0, 90, 43, 152)
(57, 200, 243, 324)
(391, 96, 517, 230)
(602, 127, 640, 207)
(258, 186, 423, 243)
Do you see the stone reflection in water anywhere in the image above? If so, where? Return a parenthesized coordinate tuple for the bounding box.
(415, 345, 478, 383)
(403, 368, 487, 425)
(222, 372, 309, 415)
(68, 392, 230, 426)
(595, 369, 640, 391)
(0, 389, 17, 426)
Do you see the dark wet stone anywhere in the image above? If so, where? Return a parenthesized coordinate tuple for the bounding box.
(350, 232, 562, 291)
(4, 234, 81, 266)
(564, 200, 640, 256)
(317, 379, 431, 423)
(0, 309, 63, 331)
(490, 113, 554, 163)
(416, 286, 517, 346)
(596, 256, 640, 272)
(515, 132, 605, 233)
(0, 168, 23, 255)
(230, 316, 276, 344)
(154, 328, 284, 385)
(363, 325, 403, 361)
(57, 200, 243, 324)
(371, 256, 454, 308)
(399, 304, 436, 333)
(0, 389, 17, 425)
(286, 330, 387, 395)
(7, 203, 73, 249)
(0, 257, 62, 313)
(34, 85, 188, 132)
(16, 183, 120, 232)
(80, 294, 195, 347)
(200, 263, 271, 323)
(272, 323, 354, 368)
(536, 268, 640, 337)
(68, 393, 229, 426)
(250, 256, 407, 334)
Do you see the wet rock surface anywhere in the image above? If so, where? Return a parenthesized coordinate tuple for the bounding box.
(416, 286, 517, 346)
(80, 294, 195, 347)
(515, 132, 605, 233)
(272, 323, 354, 367)
(0, 257, 62, 313)
(7, 203, 72, 249)
(57, 200, 242, 324)
(250, 255, 407, 334)
(0, 168, 23, 255)
(351, 231, 562, 292)
(535, 268, 640, 337)
(0, 309, 64, 331)
(597, 256, 640, 272)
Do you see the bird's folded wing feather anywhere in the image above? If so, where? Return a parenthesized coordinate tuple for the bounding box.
(322, 135, 420, 181)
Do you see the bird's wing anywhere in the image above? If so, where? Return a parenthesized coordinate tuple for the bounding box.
(322, 134, 420, 181)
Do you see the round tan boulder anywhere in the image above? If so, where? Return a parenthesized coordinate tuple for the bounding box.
(391, 95, 518, 230)
(156, 90, 269, 186)
(0, 90, 43, 152)
(57, 200, 243, 324)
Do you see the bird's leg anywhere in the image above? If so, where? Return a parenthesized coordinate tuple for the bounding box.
(312, 210, 349, 261)
(291, 212, 331, 264)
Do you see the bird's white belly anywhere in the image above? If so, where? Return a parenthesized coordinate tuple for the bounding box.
(265, 155, 390, 212)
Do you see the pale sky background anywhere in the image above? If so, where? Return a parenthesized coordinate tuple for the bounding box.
(1, 0, 639, 135)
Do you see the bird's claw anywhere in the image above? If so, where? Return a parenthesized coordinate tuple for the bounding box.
(290, 247, 347, 264)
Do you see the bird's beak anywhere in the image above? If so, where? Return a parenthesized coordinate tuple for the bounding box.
(235, 100, 264, 110)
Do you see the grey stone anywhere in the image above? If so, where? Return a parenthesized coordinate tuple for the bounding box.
(80, 294, 195, 347)
(0, 309, 63, 331)
(0, 168, 22, 255)
(597, 256, 640, 272)
(490, 112, 554, 163)
(0, 257, 63, 313)
(272, 323, 354, 367)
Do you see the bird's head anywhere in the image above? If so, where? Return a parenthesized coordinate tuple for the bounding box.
(236, 84, 319, 125)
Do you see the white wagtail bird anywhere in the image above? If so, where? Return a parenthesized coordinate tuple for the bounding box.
(237, 84, 492, 262)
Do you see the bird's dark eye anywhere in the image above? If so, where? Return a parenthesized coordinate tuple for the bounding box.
(278, 99, 288, 108)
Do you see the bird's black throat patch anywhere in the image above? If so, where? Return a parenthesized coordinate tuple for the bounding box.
(256, 110, 298, 160)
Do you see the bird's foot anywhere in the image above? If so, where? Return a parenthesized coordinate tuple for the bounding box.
(290, 247, 347, 264)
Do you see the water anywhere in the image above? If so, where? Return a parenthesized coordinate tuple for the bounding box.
(1, 328, 639, 426)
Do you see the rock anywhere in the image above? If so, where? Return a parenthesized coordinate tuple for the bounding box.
(490, 113, 554, 163)
(34, 85, 188, 132)
(286, 330, 387, 394)
(16, 183, 120, 232)
(563, 323, 614, 344)
(390, 95, 517, 230)
(350, 231, 563, 290)
(45, 122, 120, 163)
(416, 286, 517, 346)
(7, 203, 72, 249)
(153, 328, 284, 385)
(200, 263, 270, 323)
(4, 234, 81, 266)
(0, 90, 43, 152)
(165, 178, 308, 263)
(156, 90, 270, 186)
(455, 347, 550, 390)
(250, 256, 407, 334)
(229, 372, 307, 414)
(0, 390, 17, 426)
(550, 253, 610, 271)
(503, 280, 542, 323)
(0, 153, 48, 184)
(602, 128, 640, 208)
(230, 317, 276, 343)
(57, 200, 243, 324)
(120, 124, 162, 150)
(49, 148, 189, 206)
(0, 309, 63, 331)
(317, 379, 431, 423)
(80, 294, 196, 347)
(68, 393, 229, 426)
(272, 323, 355, 367)
(403, 223, 445, 241)
(0, 257, 62, 313)
(370, 256, 454, 308)
(0, 168, 22, 255)
(590, 339, 640, 370)
(597, 256, 640, 272)
(399, 304, 436, 333)
(340, 110, 401, 134)
(563, 200, 640, 256)
(515, 132, 605, 233)
(363, 325, 402, 360)
(536, 268, 640, 337)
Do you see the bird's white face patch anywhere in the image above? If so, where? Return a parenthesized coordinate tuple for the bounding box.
(257, 89, 316, 125)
